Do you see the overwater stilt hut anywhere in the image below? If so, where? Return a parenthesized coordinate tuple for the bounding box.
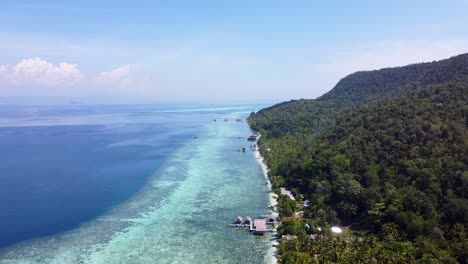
(253, 219, 266, 235)
(234, 216, 243, 224)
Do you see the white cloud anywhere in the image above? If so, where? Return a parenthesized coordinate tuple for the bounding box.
(2, 57, 84, 87)
(0, 64, 7, 76)
(97, 65, 130, 83)
(96, 65, 148, 89)
(0, 58, 149, 94)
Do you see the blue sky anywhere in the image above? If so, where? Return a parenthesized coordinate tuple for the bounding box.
(0, 0, 467, 103)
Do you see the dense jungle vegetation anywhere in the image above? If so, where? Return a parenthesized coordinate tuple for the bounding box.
(249, 54, 468, 263)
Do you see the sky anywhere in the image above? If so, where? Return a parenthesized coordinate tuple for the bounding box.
(0, 0, 467, 104)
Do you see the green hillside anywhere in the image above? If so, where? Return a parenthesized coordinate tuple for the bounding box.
(248, 54, 468, 263)
(321, 53, 468, 103)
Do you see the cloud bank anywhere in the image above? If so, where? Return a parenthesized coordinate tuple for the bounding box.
(12, 57, 84, 86)
(0, 58, 143, 91)
(0, 57, 83, 87)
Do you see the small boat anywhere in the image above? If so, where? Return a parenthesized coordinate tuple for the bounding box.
(247, 135, 257, 141)
(244, 216, 252, 225)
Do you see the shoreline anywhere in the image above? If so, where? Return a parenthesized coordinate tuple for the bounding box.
(253, 136, 279, 264)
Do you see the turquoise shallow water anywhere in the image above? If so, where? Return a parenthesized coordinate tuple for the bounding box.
(0, 107, 274, 263)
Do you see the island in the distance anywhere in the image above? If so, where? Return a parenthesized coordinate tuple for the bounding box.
(248, 53, 467, 263)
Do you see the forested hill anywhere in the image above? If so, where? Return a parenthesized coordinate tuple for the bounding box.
(248, 54, 468, 263)
(250, 53, 468, 138)
(320, 53, 468, 103)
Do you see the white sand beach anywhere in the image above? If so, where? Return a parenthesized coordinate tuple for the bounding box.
(253, 138, 279, 264)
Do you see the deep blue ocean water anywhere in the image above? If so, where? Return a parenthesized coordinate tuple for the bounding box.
(0, 103, 275, 263)
(0, 105, 202, 248)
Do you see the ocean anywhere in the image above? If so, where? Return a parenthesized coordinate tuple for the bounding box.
(0, 103, 274, 263)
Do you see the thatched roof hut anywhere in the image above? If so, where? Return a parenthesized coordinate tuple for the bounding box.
(254, 219, 266, 234)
